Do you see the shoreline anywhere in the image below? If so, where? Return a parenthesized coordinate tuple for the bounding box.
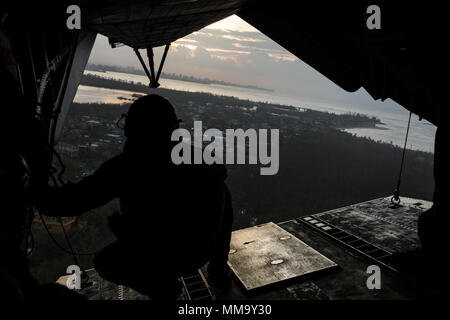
(85, 65, 274, 92)
(74, 76, 439, 152)
(335, 123, 388, 131)
(79, 74, 382, 125)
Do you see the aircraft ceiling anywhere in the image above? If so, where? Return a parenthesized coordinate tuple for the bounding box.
(81, 0, 248, 48)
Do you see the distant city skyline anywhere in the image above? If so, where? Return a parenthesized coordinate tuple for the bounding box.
(87, 15, 413, 118)
(85, 63, 275, 91)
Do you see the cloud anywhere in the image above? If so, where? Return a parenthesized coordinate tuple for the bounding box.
(174, 38, 198, 44)
(210, 54, 238, 63)
(222, 35, 265, 42)
(267, 53, 299, 62)
(172, 43, 198, 51)
(193, 31, 217, 37)
(232, 42, 282, 54)
(205, 48, 251, 55)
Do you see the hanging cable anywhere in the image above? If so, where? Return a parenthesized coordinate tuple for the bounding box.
(37, 211, 101, 256)
(52, 149, 66, 186)
(58, 216, 90, 285)
(58, 217, 81, 265)
(32, 31, 99, 287)
(49, 32, 79, 147)
(391, 111, 412, 205)
(37, 210, 99, 287)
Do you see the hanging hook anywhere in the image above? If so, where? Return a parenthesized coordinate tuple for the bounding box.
(391, 111, 413, 206)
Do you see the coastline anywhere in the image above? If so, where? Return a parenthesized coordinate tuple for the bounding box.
(76, 73, 435, 152)
(85, 64, 274, 92)
(335, 123, 388, 131)
(79, 74, 381, 128)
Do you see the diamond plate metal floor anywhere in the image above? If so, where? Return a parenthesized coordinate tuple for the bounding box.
(310, 197, 432, 253)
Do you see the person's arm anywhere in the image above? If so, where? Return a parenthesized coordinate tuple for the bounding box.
(36, 156, 122, 217)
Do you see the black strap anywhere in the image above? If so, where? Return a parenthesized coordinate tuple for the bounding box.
(392, 111, 412, 205)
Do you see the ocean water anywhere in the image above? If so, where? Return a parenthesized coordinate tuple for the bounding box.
(74, 70, 436, 153)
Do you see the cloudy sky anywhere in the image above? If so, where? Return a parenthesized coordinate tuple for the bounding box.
(87, 15, 407, 116)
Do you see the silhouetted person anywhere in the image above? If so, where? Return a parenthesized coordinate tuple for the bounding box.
(0, 64, 86, 303)
(418, 124, 448, 256)
(37, 94, 233, 299)
(391, 124, 448, 287)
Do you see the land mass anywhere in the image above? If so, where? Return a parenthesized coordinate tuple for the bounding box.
(80, 73, 384, 131)
(86, 63, 274, 92)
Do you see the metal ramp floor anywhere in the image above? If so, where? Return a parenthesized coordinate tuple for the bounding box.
(73, 196, 444, 300)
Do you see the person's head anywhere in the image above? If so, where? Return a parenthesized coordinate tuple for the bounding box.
(123, 94, 180, 148)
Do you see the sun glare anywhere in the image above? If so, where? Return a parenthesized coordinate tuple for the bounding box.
(206, 15, 259, 33)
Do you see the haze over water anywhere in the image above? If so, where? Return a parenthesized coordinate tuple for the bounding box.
(75, 70, 436, 153)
